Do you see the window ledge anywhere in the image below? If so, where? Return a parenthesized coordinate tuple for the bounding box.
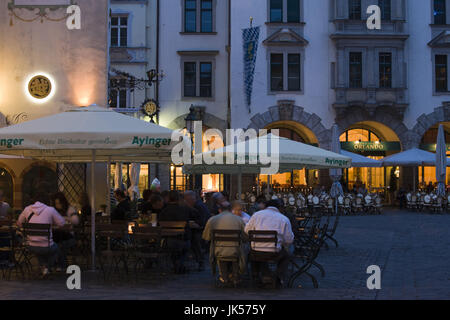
(180, 32, 218, 35)
(434, 91, 450, 96)
(181, 96, 215, 101)
(265, 22, 305, 26)
(268, 90, 303, 95)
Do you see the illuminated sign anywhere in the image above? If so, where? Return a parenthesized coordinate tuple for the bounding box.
(420, 144, 450, 153)
(341, 142, 401, 153)
(25, 72, 56, 104)
(28, 75, 52, 99)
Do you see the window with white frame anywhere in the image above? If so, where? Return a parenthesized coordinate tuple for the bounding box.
(109, 79, 128, 108)
(433, 0, 447, 25)
(269, 0, 301, 23)
(379, 0, 391, 21)
(435, 54, 448, 92)
(183, 0, 215, 33)
(270, 52, 301, 92)
(183, 60, 213, 98)
(348, 0, 361, 20)
(111, 15, 128, 47)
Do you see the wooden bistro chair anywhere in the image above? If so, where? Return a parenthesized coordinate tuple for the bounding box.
(20, 223, 51, 279)
(159, 221, 187, 271)
(248, 230, 280, 288)
(96, 223, 129, 281)
(211, 229, 243, 288)
(130, 226, 162, 279)
(0, 219, 15, 280)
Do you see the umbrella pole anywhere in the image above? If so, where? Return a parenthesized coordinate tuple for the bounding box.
(107, 157, 111, 216)
(91, 150, 96, 271)
(413, 167, 416, 192)
(238, 170, 242, 199)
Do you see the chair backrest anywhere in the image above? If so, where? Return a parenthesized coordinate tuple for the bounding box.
(22, 223, 51, 247)
(212, 229, 241, 247)
(312, 196, 320, 205)
(132, 226, 161, 241)
(96, 223, 127, 238)
(344, 197, 351, 206)
(248, 230, 278, 246)
(0, 218, 12, 227)
(159, 221, 187, 230)
(327, 198, 334, 206)
(338, 196, 344, 205)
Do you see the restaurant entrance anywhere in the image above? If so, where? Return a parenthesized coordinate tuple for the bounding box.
(339, 122, 401, 193)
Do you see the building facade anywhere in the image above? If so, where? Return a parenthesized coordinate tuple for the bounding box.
(0, 0, 109, 209)
(105, 0, 450, 194)
(229, 0, 450, 193)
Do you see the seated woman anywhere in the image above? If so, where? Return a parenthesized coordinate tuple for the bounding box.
(17, 193, 65, 277)
(52, 192, 80, 271)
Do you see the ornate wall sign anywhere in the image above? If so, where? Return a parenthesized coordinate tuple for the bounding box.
(141, 99, 160, 123)
(8, 0, 76, 25)
(28, 75, 52, 99)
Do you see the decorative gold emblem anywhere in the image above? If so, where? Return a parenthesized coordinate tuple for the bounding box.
(28, 75, 52, 99)
(142, 100, 158, 117)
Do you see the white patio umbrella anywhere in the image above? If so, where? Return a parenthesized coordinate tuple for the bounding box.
(436, 124, 447, 197)
(329, 125, 343, 193)
(341, 150, 382, 167)
(381, 148, 444, 192)
(114, 162, 123, 190)
(128, 163, 141, 201)
(184, 133, 352, 195)
(0, 105, 182, 269)
(329, 125, 343, 215)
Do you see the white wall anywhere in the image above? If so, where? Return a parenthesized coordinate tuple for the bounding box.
(0, 0, 109, 120)
(158, 0, 228, 129)
(0, 0, 109, 208)
(230, 0, 335, 131)
(406, 0, 446, 129)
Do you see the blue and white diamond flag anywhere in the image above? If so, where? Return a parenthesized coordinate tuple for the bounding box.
(242, 26, 260, 113)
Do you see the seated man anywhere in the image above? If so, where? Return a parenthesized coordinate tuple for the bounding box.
(245, 199, 294, 287)
(159, 190, 192, 274)
(17, 193, 65, 277)
(111, 189, 130, 221)
(202, 201, 247, 287)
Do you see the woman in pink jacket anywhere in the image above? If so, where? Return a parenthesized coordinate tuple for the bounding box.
(17, 193, 65, 277)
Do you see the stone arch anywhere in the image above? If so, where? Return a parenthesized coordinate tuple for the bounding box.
(21, 162, 58, 207)
(247, 100, 331, 148)
(0, 162, 17, 181)
(411, 103, 450, 148)
(335, 106, 410, 149)
(20, 161, 56, 179)
(167, 111, 228, 132)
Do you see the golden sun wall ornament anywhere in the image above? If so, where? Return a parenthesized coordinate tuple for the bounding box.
(28, 75, 52, 99)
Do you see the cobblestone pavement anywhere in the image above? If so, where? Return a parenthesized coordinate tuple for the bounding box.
(1, 210, 450, 300)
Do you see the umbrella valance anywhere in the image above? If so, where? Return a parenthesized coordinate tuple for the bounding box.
(184, 134, 352, 174)
(381, 148, 450, 167)
(0, 105, 178, 162)
(341, 150, 382, 168)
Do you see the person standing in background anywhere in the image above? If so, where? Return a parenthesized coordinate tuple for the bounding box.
(0, 190, 11, 219)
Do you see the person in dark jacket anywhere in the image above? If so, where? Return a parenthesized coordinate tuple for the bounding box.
(184, 190, 210, 270)
(159, 190, 194, 273)
(140, 189, 153, 215)
(111, 189, 130, 221)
